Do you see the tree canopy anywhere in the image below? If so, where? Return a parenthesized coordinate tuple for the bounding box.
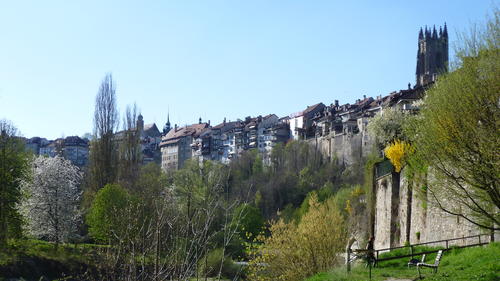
(0, 120, 29, 248)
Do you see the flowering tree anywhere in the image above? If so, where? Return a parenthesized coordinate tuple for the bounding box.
(22, 156, 82, 246)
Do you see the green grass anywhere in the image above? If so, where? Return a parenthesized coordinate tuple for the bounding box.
(0, 239, 104, 265)
(0, 239, 104, 280)
(305, 242, 500, 281)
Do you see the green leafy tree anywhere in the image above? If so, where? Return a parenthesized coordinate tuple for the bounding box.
(232, 203, 264, 242)
(0, 120, 29, 248)
(408, 9, 500, 230)
(86, 183, 133, 242)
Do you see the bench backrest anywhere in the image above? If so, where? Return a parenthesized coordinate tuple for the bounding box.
(421, 254, 426, 263)
(433, 250, 443, 266)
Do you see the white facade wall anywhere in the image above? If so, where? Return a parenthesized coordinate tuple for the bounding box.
(289, 116, 304, 140)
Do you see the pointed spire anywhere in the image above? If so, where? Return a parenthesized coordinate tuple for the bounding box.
(432, 25, 437, 39)
(419, 27, 424, 39)
(443, 22, 448, 37)
(439, 26, 443, 37)
(425, 25, 431, 38)
(163, 110, 171, 135)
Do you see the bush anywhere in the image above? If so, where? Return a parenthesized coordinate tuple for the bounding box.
(198, 248, 240, 279)
(247, 194, 346, 281)
(86, 184, 133, 243)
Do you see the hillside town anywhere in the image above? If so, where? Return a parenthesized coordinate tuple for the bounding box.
(24, 25, 445, 173)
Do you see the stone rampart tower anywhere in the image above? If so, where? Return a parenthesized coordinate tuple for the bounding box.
(416, 24, 448, 86)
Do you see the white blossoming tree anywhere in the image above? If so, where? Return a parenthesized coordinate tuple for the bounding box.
(22, 156, 82, 247)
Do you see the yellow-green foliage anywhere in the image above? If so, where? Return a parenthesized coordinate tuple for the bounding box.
(384, 140, 414, 172)
(247, 194, 346, 281)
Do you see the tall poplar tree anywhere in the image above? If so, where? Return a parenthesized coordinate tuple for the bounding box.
(88, 74, 119, 194)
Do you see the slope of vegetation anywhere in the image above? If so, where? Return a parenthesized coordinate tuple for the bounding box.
(0, 239, 99, 280)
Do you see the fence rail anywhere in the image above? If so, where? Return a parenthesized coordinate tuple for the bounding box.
(352, 234, 492, 265)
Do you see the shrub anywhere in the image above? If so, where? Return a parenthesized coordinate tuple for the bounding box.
(247, 194, 346, 281)
(384, 140, 414, 172)
(198, 248, 240, 279)
(86, 183, 133, 243)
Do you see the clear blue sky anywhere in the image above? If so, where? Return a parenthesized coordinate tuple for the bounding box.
(0, 0, 495, 139)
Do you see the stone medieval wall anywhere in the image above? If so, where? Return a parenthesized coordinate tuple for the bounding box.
(308, 129, 374, 167)
(374, 167, 488, 250)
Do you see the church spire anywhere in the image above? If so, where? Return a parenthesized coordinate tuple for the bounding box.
(163, 110, 171, 135)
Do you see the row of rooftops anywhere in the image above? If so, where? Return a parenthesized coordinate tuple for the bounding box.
(160, 114, 280, 147)
(160, 83, 428, 147)
(25, 135, 89, 148)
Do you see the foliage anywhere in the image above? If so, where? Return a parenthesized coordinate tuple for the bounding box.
(407, 8, 500, 230)
(247, 193, 346, 281)
(86, 183, 134, 243)
(87, 73, 119, 196)
(197, 247, 240, 279)
(0, 120, 30, 248)
(384, 140, 414, 172)
(332, 185, 368, 240)
(135, 162, 167, 200)
(367, 107, 410, 148)
(0, 239, 103, 280)
(230, 140, 347, 220)
(232, 203, 264, 243)
(21, 156, 82, 245)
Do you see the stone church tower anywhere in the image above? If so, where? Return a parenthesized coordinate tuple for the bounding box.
(416, 24, 448, 86)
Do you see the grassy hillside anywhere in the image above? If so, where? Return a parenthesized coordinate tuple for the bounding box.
(306, 242, 499, 281)
(0, 239, 99, 280)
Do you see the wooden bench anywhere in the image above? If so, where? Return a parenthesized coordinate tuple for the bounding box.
(417, 250, 443, 278)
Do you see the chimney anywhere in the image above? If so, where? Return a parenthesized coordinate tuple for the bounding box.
(223, 117, 226, 125)
(199, 117, 202, 124)
(334, 100, 339, 107)
(363, 95, 366, 99)
(174, 124, 178, 132)
(208, 120, 211, 125)
(408, 82, 412, 89)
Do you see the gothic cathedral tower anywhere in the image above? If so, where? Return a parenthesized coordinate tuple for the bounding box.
(416, 24, 448, 86)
